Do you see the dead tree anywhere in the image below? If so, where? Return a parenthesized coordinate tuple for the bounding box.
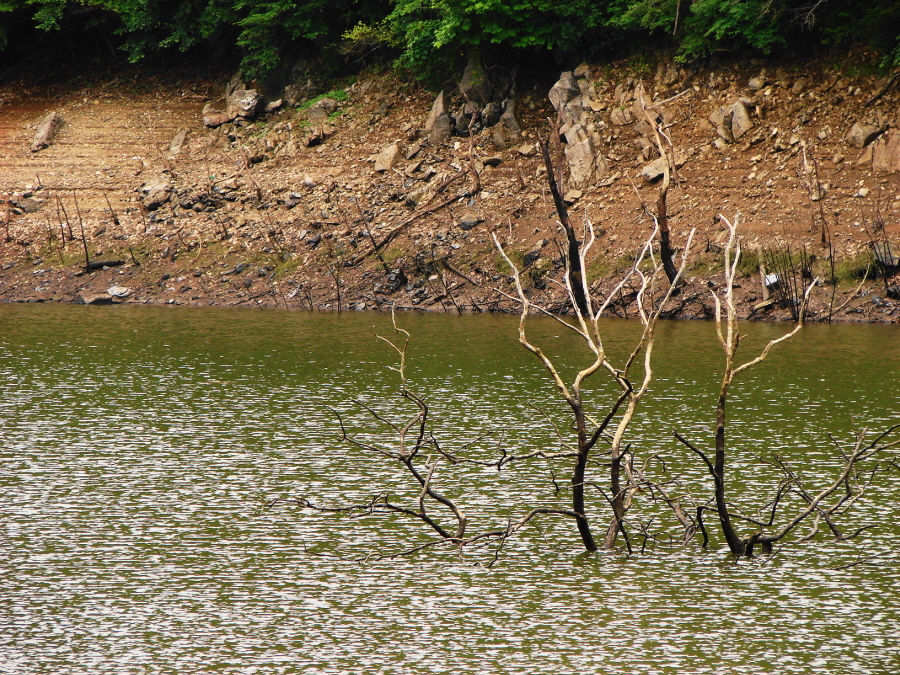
(279, 310, 612, 560)
(675, 216, 900, 557)
(495, 221, 696, 551)
(286, 214, 896, 562)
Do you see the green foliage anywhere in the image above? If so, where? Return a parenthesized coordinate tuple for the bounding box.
(295, 88, 349, 112)
(681, 0, 784, 58)
(1, 0, 898, 76)
(353, 0, 613, 70)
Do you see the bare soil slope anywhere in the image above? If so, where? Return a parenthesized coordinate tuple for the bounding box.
(1, 62, 898, 322)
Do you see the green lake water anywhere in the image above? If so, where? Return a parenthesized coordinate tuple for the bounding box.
(1, 304, 898, 674)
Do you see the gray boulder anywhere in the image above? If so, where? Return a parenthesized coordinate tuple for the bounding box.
(168, 128, 189, 158)
(709, 107, 735, 143)
(610, 108, 633, 126)
(226, 89, 262, 120)
(306, 106, 329, 125)
(75, 293, 114, 305)
(549, 72, 580, 110)
(748, 76, 766, 92)
(846, 122, 882, 149)
(492, 99, 523, 149)
(730, 101, 754, 140)
(563, 124, 597, 189)
(139, 178, 172, 211)
(641, 153, 688, 183)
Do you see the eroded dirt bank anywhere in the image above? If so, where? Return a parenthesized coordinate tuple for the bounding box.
(0, 60, 898, 322)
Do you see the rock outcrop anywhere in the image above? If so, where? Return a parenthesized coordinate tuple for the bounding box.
(547, 70, 610, 188)
(424, 90, 452, 145)
(870, 131, 900, 173)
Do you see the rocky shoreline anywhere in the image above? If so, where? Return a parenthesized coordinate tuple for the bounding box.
(0, 57, 898, 323)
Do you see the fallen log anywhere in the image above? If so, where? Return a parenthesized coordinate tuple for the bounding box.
(84, 260, 125, 271)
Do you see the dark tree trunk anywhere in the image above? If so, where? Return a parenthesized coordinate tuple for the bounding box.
(540, 137, 590, 316)
(714, 387, 746, 555)
(657, 190, 678, 284)
(571, 405, 597, 551)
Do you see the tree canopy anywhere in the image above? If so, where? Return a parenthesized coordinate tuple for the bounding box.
(1, 0, 898, 76)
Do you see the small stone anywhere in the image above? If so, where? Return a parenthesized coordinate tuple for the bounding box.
(405, 143, 421, 160)
(457, 212, 482, 231)
(404, 160, 423, 176)
(748, 76, 766, 92)
(107, 285, 131, 298)
(563, 189, 582, 203)
(75, 293, 113, 305)
(203, 107, 231, 128)
(517, 143, 537, 157)
(374, 142, 401, 172)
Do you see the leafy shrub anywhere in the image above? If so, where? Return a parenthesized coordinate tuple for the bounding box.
(2, 0, 899, 76)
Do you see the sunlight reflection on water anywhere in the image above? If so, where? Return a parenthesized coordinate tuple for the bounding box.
(1, 305, 898, 674)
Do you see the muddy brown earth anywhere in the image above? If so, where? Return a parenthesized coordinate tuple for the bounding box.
(1, 61, 898, 322)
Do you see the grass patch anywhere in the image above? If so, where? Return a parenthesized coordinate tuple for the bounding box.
(379, 246, 407, 267)
(689, 252, 724, 276)
(296, 89, 350, 113)
(494, 249, 525, 275)
(737, 250, 759, 277)
(585, 253, 632, 283)
(833, 253, 875, 286)
(274, 255, 304, 279)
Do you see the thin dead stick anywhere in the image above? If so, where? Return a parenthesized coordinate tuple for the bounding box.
(103, 192, 121, 228)
(55, 195, 74, 241)
(71, 192, 90, 268)
(828, 268, 870, 319)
